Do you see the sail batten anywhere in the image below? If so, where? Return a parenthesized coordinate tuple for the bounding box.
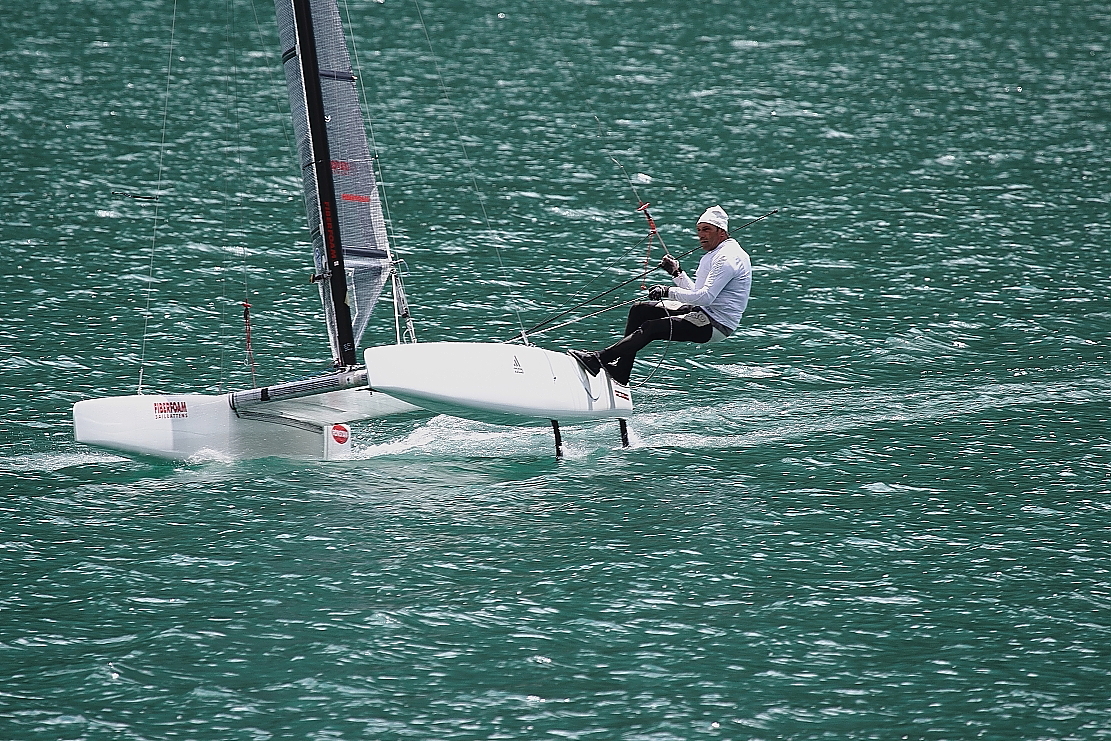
(276, 0, 393, 363)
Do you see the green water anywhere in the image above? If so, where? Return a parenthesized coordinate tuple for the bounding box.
(2, 0, 1110, 738)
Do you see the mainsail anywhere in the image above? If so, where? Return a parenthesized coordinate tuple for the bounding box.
(275, 0, 393, 366)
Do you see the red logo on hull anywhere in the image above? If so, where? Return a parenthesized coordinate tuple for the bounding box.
(153, 400, 189, 419)
(331, 424, 350, 444)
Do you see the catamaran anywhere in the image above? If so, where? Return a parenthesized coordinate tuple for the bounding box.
(73, 0, 632, 461)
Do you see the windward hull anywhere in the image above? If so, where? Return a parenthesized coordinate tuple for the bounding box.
(363, 342, 633, 427)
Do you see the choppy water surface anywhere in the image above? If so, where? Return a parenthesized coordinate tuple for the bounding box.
(2, 0, 1109, 738)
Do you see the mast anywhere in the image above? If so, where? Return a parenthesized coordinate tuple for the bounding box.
(284, 0, 357, 367)
(277, 0, 405, 364)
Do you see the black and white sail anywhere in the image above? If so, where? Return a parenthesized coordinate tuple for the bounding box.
(275, 0, 396, 366)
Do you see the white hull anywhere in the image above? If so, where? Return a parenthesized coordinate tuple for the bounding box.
(73, 387, 417, 461)
(363, 342, 633, 426)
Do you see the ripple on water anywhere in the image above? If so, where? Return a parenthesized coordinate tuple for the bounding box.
(3, 0, 1111, 738)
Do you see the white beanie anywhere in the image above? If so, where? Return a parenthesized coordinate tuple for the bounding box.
(697, 205, 729, 232)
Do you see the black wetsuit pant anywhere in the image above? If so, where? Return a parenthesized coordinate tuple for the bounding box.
(597, 301, 713, 385)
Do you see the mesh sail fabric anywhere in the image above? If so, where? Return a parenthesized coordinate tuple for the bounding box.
(275, 0, 391, 355)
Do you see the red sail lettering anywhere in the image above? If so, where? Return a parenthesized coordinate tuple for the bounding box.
(322, 200, 340, 265)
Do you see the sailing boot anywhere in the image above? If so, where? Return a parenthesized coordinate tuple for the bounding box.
(597, 332, 648, 386)
(569, 350, 603, 376)
(603, 359, 629, 386)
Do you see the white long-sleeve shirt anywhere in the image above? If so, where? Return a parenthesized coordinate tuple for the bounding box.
(667, 238, 751, 332)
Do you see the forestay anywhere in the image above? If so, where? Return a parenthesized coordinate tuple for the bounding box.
(275, 0, 392, 361)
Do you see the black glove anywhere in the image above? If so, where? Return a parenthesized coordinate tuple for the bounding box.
(648, 285, 669, 301)
(658, 255, 680, 277)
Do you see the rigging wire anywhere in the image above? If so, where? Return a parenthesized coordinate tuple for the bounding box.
(515, 208, 779, 341)
(543, 232, 650, 330)
(513, 16, 671, 338)
(608, 154, 670, 285)
(527, 294, 641, 339)
(137, 0, 180, 395)
(342, 0, 417, 345)
(223, 0, 256, 388)
(112, 191, 159, 201)
(635, 314, 673, 389)
(218, 1, 232, 390)
(515, 255, 654, 341)
(242, 300, 257, 384)
(411, 0, 529, 342)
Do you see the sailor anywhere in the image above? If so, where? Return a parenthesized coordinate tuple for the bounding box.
(570, 204, 751, 385)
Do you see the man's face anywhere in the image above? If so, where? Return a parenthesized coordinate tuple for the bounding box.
(696, 222, 727, 251)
